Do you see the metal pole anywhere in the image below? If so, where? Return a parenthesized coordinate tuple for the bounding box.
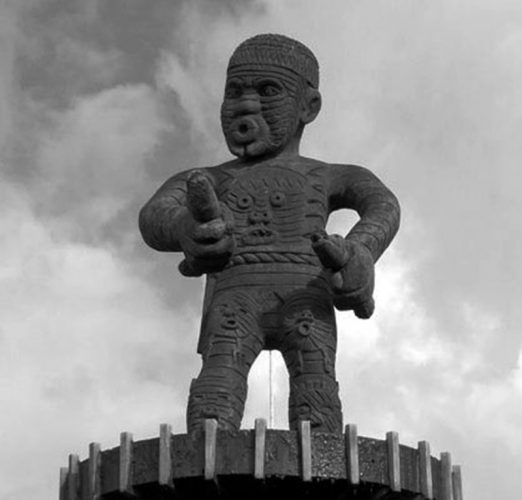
(269, 351, 274, 428)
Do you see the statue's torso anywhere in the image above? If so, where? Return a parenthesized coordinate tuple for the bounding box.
(199, 160, 335, 354)
(213, 159, 329, 267)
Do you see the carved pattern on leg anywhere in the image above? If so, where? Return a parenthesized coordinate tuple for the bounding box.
(187, 374, 247, 432)
(188, 291, 263, 432)
(288, 374, 342, 433)
(279, 290, 342, 433)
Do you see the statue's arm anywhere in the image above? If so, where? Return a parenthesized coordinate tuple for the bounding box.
(139, 170, 191, 252)
(313, 164, 400, 316)
(328, 164, 400, 261)
(140, 168, 234, 276)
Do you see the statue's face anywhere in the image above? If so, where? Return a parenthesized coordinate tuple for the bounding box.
(221, 65, 305, 158)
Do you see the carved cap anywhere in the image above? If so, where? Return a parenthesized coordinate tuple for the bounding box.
(228, 34, 319, 89)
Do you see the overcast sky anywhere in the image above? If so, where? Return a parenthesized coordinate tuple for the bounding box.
(1, 0, 521, 498)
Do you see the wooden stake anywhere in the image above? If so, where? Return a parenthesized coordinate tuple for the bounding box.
(254, 418, 267, 480)
(386, 431, 401, 492)
(159, 423, 174, 488)
(418, 441, 433, 499)
(452, 465, 463, 500)
(119, 432, 134, 495)
(67, 454, 80, 500)
(88, 443, 101, 500)
(345, 424, 359, 485)
(299, 420, 312, 482)
(204, 419, 218, 481)
(59, 467, 68, 500)
(440, 452, 453, 500)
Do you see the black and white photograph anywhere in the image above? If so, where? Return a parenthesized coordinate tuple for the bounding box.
(1, 1, 520, 499)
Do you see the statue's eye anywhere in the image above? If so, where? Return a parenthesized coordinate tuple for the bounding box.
(259, 82, 282, 97)
(236, 193, 253, 209)
(270, 192, 286, 207)
(225, 83, 242, 99)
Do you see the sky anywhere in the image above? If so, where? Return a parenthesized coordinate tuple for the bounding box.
(0, 0, 521, 498)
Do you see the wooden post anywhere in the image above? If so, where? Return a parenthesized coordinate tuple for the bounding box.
(440, 452, 453, 500)
(254, 418, 267, 480)
(386, 431, 401, 492)
(59, 467, 68, 500)
(119, 432, 134, 496)
(418, 441, 433, 499)
(67, 454, 80, 500)
(204, 419, 218, 481)
(299, 420, 312, 482)
(159, 423, 174, 488)
(452, 465, 463, 500)
(345, 424, 359, 485)
(88, 442, 102, 500)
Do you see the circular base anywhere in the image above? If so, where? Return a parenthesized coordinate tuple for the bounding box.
(134, 476, 418, 500)
(60, 421, 462, 500)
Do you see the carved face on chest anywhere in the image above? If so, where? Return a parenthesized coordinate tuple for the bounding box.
(219, 165, 326, 250)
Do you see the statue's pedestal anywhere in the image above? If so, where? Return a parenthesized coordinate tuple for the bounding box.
(60, 420, 463, 500)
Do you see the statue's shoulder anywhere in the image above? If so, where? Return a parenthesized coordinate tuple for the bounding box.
(326, 161, 372, 173)
(170, 159, 239, 186)
(297, 157, 371, 178)
(200, 158, 241, 180)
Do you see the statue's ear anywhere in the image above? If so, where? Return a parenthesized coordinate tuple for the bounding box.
(301, 88, 322, 125)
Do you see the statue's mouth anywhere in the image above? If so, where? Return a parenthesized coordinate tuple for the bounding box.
(241, 226, 276, 246)
(225, 114, 275, 158)
(230, 116, 260, 144)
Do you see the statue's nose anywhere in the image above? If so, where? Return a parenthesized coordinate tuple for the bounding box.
(248, 211, 271, 223)
(233, 96, 261, 115)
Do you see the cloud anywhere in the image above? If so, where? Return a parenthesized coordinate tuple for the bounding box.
(0, 1, 20, 153)
(0, 2, 271, 498)
(0, 178, 202, 498)
(1, 1, 521, 499)
(155, 0, 270, 163)
(34, 85, 172, 238)
(234, 4, 522, 497)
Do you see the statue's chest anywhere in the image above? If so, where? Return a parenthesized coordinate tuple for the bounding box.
(218, 165, 327, 248)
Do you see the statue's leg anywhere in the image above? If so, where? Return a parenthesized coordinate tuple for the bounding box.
(187, 290, 263, 432)
(279, 290, 342, 433)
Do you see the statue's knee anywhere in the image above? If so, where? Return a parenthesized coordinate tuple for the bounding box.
(187, 376, 247, 432)
(289, 375, 342, 433)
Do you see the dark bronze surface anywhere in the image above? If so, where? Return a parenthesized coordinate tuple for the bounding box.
(70, 426, 446, 500)
(139, 34, 400, 434)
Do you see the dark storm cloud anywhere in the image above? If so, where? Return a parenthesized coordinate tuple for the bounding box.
(17, 0, 265, 107)
(0, 2, 269, 499)
(7, 0, 267, 238)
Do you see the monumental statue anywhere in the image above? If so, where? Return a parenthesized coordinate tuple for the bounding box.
(139, 34, 400, 435)
(59, 34, 464, 500)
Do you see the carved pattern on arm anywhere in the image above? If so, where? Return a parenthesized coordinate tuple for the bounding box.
(139, 176, 189, 252)
(329, 165, 400, 262)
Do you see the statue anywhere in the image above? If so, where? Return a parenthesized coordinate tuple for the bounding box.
(139, 34, 400, 434)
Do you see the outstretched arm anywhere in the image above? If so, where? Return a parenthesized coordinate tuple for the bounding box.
(139, 169, 235, 275)
(139, 171, 191, 252)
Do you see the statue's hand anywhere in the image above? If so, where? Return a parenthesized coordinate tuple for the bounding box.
(311, 232, 375, 318)
(177, 171, 234, 276)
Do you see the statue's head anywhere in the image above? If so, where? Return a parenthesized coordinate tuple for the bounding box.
(221, 34, 321, 159)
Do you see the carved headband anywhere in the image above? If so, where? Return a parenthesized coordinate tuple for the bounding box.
(228, 34, 319, 89)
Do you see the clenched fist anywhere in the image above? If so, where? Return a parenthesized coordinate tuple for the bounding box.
(311, 232, 375, 318)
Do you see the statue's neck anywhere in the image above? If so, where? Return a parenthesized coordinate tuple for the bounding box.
(241, 137, 302, 165)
